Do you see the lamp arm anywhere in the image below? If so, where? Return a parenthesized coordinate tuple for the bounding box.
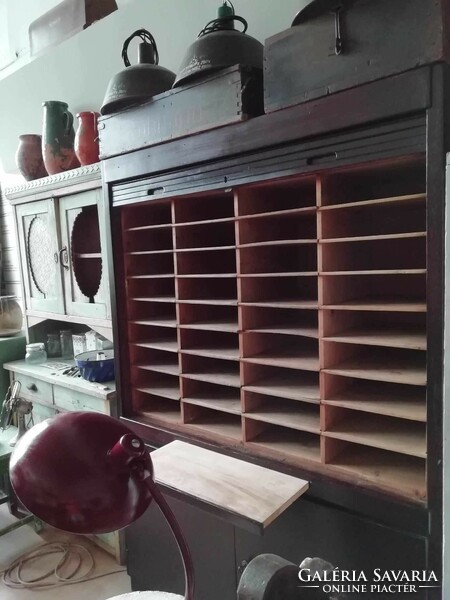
(145, 477, 195, 600)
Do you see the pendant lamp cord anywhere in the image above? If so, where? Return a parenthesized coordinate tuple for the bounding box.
(146, 478, 195, 600)
(122, 29, 159, 67)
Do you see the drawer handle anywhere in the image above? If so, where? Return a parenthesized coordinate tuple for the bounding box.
(27, 383, 38, 392)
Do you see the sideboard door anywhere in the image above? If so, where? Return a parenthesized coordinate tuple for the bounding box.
(58, 189, 109, 320)
(15, 198, 65, 315)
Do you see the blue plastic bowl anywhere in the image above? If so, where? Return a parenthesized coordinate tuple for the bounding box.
(75, 350, 115, 382)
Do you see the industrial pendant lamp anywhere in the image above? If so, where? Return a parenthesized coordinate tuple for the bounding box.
(101, 29, 176, 115)
(173, 1, 263, 88)
(9, 412, 194, 600)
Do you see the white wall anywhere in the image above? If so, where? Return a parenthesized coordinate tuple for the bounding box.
(0, 0, 304, 174)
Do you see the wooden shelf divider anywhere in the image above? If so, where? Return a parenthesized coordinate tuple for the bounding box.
(120, 158, 428, 503)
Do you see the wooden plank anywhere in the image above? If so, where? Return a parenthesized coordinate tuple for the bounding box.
(133, 341, 178, 353)
(324, 353, 427, 386)
(136, 363, 180, 377)
(245, 402, 320, 434)
(324, 326, 426, 350)
(246, 426, 321, 464)
(136, 386, 180, 402)
(240, 300, 318, 309)
(183, 392, 241, 415)
(243, 350, 319, 372)
(238, 239, 316, 249)
(246, 325, 318, 338)
(324, 412, 426, 458)
(322, 269, 427, 276)
(132, 318, 178, 328)
(243, 375, 320, 404)
(239, 272, 318, 278)
(321, 231, 426, 244)
(182, 369, 240, 389)
(179, 319, 239, 333)
(237, 206, 316, 221)
(323, 299, 427, 312)
(151, 440, 309, 530)
(328, 445, 426, 502)
(132, 297, 176, 303)
(181, 347, 239, 361)
(319, 193, 426, 212)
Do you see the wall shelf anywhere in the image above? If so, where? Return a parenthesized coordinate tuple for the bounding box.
(118, 157, 428, 502)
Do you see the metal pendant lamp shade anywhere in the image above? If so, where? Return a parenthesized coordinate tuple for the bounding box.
(292, 0, 343, 25)
(101, 29, 176, 115)
(173, 1, 263, 88)
(9, 411, 195, 599)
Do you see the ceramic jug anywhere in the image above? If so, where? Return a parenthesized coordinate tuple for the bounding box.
(75, 111, 100, 166)
(15, 134, 48, 181)
(42, 101, 80, 175)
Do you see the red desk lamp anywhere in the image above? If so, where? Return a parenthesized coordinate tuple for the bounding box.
(9, 411, 194, 600)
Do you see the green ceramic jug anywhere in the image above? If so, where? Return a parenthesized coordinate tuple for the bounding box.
(42, 100, 80, 175)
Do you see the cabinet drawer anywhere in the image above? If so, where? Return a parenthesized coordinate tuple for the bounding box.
(53, 386, 110, 414)
(31, 402, 58, 425)
(14, 374, 54, 406)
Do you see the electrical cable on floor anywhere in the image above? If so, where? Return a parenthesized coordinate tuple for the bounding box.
(1, 541, 126, 590)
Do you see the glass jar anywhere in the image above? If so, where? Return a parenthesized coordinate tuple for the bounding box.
(60, 329, 74, 359)
(46, 333, 61, 358)
(25, 343, 47, 364)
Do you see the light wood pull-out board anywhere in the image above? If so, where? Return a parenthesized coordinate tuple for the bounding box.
(151, 440, 309, 533)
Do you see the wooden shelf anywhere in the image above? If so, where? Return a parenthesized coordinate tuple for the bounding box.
(239, 272, 318, 278)
(243, 349, 319, 372)
(241, 300, 318, 309)
(323, 378, 426, 422)
(237, 206, 316, 221)
(132, 296, 176, 303)
(181, 347, 239, 361)
(246, 325, 318, 338)
(127, 223, 173, 232)
(246, 424, 321, 464)
(136, 363, 180, 377)
(320, 232, 426, 244)
(324, 350, 426, 386)
(176, 245, 236, 253)
(244, 375, 320, 404)
(320, 193, 426, 212)
(325, 411, 426, 458)
(128, 274, 174, 280)
(185, 413, 243, 443)
(329, 444, 426, 502)
(322, 269, 426, 276)
(176, 216, 236, 227)
(182, 363, 241, 388)
(183, 393, 241, 415)
(121, 159, 428, 502)
(177, 299, 238, 306)
(324, 326, 426, 350)
(133, 340, 178, 353)
(177, 273, 237, 279)
(245, 398, 320, 434)
(179, 319, 239, 333)
(238, 239, 316, 249)
(136, 385, 180, 401)
(74, 252, 102, 258)
(137, 408, 181, 425)
(323, 299, 426, 312)
(132, 318, 177, 328)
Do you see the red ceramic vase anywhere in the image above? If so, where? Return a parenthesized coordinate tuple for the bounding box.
(15, 134, 48, 181)
(75, 111, 100, 166)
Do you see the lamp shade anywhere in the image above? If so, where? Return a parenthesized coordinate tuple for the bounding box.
(9, 412, 153, 534)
